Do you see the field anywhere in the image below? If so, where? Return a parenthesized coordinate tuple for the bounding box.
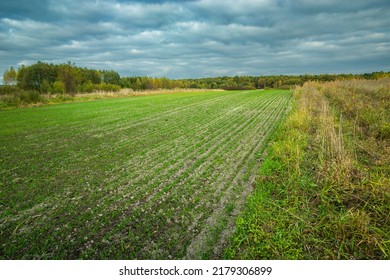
(0, 89, 291, 259)
(227, 79, 389, 259)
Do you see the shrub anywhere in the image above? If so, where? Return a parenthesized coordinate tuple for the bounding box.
(0, 85, 19, 95)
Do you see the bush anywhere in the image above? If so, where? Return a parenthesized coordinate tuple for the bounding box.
(0, 85, 19, 95)
(20, 91, 45, 103)
(52, 81, 65, 94)
(78, 81, 94, 93)
(0, 90, 46, 108)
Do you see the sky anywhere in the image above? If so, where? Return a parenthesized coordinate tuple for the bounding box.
(1, 0, 390, 80)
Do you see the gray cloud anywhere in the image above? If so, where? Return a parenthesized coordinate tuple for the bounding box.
(0, 0, 52, 21)
(1, 0, 389, 80)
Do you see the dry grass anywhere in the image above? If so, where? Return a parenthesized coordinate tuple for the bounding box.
(227, 78, 389, 259)
(0, 88, 223, 109)
(73, 88, 223, 98)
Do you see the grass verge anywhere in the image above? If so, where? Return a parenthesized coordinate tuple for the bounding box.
(225, 78, 390, 259)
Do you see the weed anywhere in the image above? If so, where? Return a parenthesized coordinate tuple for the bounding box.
(226, 79, 389, 259)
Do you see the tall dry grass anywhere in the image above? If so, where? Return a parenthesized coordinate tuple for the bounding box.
(0, 88, 222, 109)
(227, 78, 389, 259)
(300, 79, 389, 258)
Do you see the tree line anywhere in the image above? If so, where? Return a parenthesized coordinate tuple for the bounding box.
(2, 61, 121, 95)
(2, 61, 389, 95)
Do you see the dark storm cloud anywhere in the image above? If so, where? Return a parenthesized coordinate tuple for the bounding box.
(0, 0, 52, 20)
(1, 0, 389, 80)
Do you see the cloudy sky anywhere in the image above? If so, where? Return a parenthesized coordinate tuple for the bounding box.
(1, 0, 390, 79)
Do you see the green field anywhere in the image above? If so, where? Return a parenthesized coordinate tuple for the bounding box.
(0, 89, 291, 259)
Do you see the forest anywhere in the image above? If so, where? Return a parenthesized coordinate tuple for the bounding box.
(1, 61, 390, 96)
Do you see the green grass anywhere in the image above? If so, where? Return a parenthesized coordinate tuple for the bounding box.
(0, 89, 291, 259)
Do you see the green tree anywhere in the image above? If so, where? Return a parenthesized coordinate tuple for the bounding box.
(52, 81, 65, 94)
(40, 79, 52, 93)
(256, 78, 267, 89)
(85, 69, 101, 84)
(16, 62, 58, 91)
(3, 66, 17, 85)
(101, 70, 120, 85)
(134, 78, 143, 91)
(58, 63, 80, 94)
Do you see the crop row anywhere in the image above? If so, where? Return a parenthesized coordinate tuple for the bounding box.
(0, 90, 291, 259)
